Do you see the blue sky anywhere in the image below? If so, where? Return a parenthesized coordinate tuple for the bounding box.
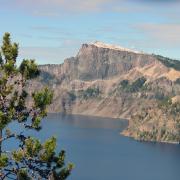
(0, 0, 180, 64)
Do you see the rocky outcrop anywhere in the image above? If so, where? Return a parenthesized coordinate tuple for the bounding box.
(28, 42, 180, 143)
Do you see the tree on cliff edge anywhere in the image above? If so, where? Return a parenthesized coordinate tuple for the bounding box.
(0, 33, 73, 179)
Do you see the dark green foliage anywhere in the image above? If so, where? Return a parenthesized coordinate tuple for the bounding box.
(120, 77, 147, 93)
(154, 54, 180, 71)
(137, 129, 180, 142)
(170, 102, 180, 115)
(138, 130, 158, 141)
(131, 77, 147, 92)
(68, 91, 76, 101)
(0, 110, 12, 129)
(158, 96, 172, 108)
(3, 59, 17, 75)
(33, 87, 53, 111)
(160, 127, 166, 138)
(154, 91, 166, 100)
(19, 59, 39, 79)
(0, 154, 8, 168)
(0, 52, 3, 64)
(120, 80, 129, 89)
(175, 78, 180, 85)
(0, 33, 73, 179)
(17, 169, 31, 180)
(1, 32, 18, 63)
(81, 87, 100, 99)
(67, 88, 101, 101)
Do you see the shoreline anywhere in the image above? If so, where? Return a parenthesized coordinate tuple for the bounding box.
(47, 112, 179, 145)
(121, 131, 180, 145)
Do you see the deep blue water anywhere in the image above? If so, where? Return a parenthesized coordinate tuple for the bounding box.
(4, 114, 180, 180)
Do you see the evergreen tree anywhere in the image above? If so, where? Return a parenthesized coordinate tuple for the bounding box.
(0, 33, 73, 179)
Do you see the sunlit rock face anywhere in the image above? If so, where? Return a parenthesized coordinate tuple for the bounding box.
(37, 41, 179, 83)
(27, 42, 180, 143)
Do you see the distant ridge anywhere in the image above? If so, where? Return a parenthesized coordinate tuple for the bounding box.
(91, 41, 143, 54)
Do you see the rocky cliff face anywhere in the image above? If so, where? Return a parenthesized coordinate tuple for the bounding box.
(28, 41, 180, 143)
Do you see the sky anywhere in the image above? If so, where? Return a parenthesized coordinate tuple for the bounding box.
(0, 0, 180, 64)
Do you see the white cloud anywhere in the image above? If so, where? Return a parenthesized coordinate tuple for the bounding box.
(2, 0, 121, 16)
(1, 0, 180, 18)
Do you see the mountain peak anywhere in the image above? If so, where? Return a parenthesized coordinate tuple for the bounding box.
(91, 41, 142, 54)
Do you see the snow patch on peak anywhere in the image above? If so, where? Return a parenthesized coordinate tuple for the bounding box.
(91, 41, 143, 54)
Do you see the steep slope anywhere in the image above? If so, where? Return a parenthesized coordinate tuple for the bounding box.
(28, 42, 180, 143)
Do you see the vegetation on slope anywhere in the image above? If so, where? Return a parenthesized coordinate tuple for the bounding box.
(120, 77, 147, 93)
(175, 78, 180, 84)
(154, 54, 180, 71)
(68, 87, 101, 101)
(126, 97, 180, 143)
(80, 87, 101, 99)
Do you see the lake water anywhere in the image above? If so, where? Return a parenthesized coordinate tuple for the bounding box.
(5, 113, 180, 180)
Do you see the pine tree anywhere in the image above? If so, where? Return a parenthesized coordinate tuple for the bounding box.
(0, 33, 73, 179)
